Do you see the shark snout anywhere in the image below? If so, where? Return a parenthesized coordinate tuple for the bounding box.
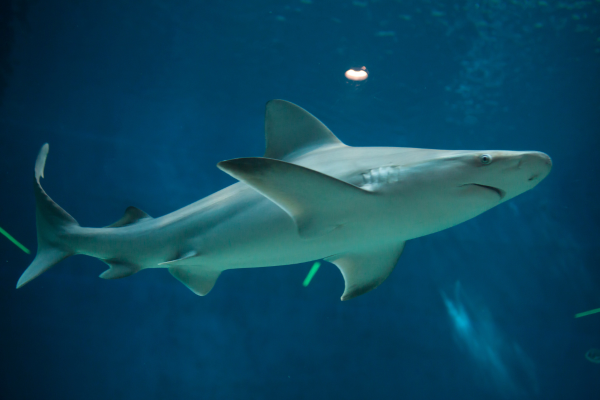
(519, 151, 552, 183)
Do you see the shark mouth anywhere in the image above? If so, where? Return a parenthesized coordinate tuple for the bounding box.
(463, 184, 506, 200)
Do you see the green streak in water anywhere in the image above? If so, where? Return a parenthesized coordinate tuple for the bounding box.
(303, 262, 321, 287)
(575, 307, 600, 318)
(0, 226, 30, 254)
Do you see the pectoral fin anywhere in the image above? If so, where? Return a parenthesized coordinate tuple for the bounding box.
(169, 266, 221, 296)
(217, 157, 374, 238)
(326, 242, 406, 301)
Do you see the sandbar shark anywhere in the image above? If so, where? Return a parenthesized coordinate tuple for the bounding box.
(17, 100, 552, 300)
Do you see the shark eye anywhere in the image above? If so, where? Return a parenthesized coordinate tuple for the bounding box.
(479, 154, 492, 165)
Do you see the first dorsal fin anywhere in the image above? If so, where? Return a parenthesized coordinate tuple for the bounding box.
(264, 100, 345, 160)
(107, 206, 152, 228)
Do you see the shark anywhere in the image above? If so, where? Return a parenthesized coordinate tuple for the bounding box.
(16, 100, 552, 300)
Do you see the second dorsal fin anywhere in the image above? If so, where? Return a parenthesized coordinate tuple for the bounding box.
(107, 206, 152, 228)
(264, 100, 345, 160)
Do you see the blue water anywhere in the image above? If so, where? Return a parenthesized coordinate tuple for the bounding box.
(1, 1, 599, 399)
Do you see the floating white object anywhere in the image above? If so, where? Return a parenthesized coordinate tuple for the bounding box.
(345, 67, 368, 81)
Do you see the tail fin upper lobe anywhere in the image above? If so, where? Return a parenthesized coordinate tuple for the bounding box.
(17, 144, 79, 288)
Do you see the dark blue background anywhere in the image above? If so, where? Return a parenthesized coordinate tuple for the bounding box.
(1, 1, 598, 399)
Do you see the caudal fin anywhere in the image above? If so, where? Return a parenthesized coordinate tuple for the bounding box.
(17, 144, 79, 289)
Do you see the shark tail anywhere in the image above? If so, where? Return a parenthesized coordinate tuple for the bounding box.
(17, 144, 80, 289)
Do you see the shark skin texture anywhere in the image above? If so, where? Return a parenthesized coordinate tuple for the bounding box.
(17, 100, 552, 301)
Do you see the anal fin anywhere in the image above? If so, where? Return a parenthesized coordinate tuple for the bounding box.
(326, 241, 406, 301)
(99, 259, 141, 279)
(169, 266, 221, 296)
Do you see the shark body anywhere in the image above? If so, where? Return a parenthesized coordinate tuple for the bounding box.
(17, 100, 552, 300)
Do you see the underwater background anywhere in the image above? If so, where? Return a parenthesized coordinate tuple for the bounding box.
(0, 0, 599, 399)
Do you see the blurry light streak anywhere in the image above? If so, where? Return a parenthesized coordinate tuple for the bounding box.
(575, 307, 600, 318)
(302, 261, 321, 287)
(0, 226, 30, 254)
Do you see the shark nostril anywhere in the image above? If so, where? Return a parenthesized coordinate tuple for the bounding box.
(528, 174, 538, 182)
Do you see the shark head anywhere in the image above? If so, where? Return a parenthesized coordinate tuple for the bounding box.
(367, 149, 552, 238)
(443, 150, 552, 203)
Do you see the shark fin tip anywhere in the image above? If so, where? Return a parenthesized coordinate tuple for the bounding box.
(16, 278, 27, 289)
